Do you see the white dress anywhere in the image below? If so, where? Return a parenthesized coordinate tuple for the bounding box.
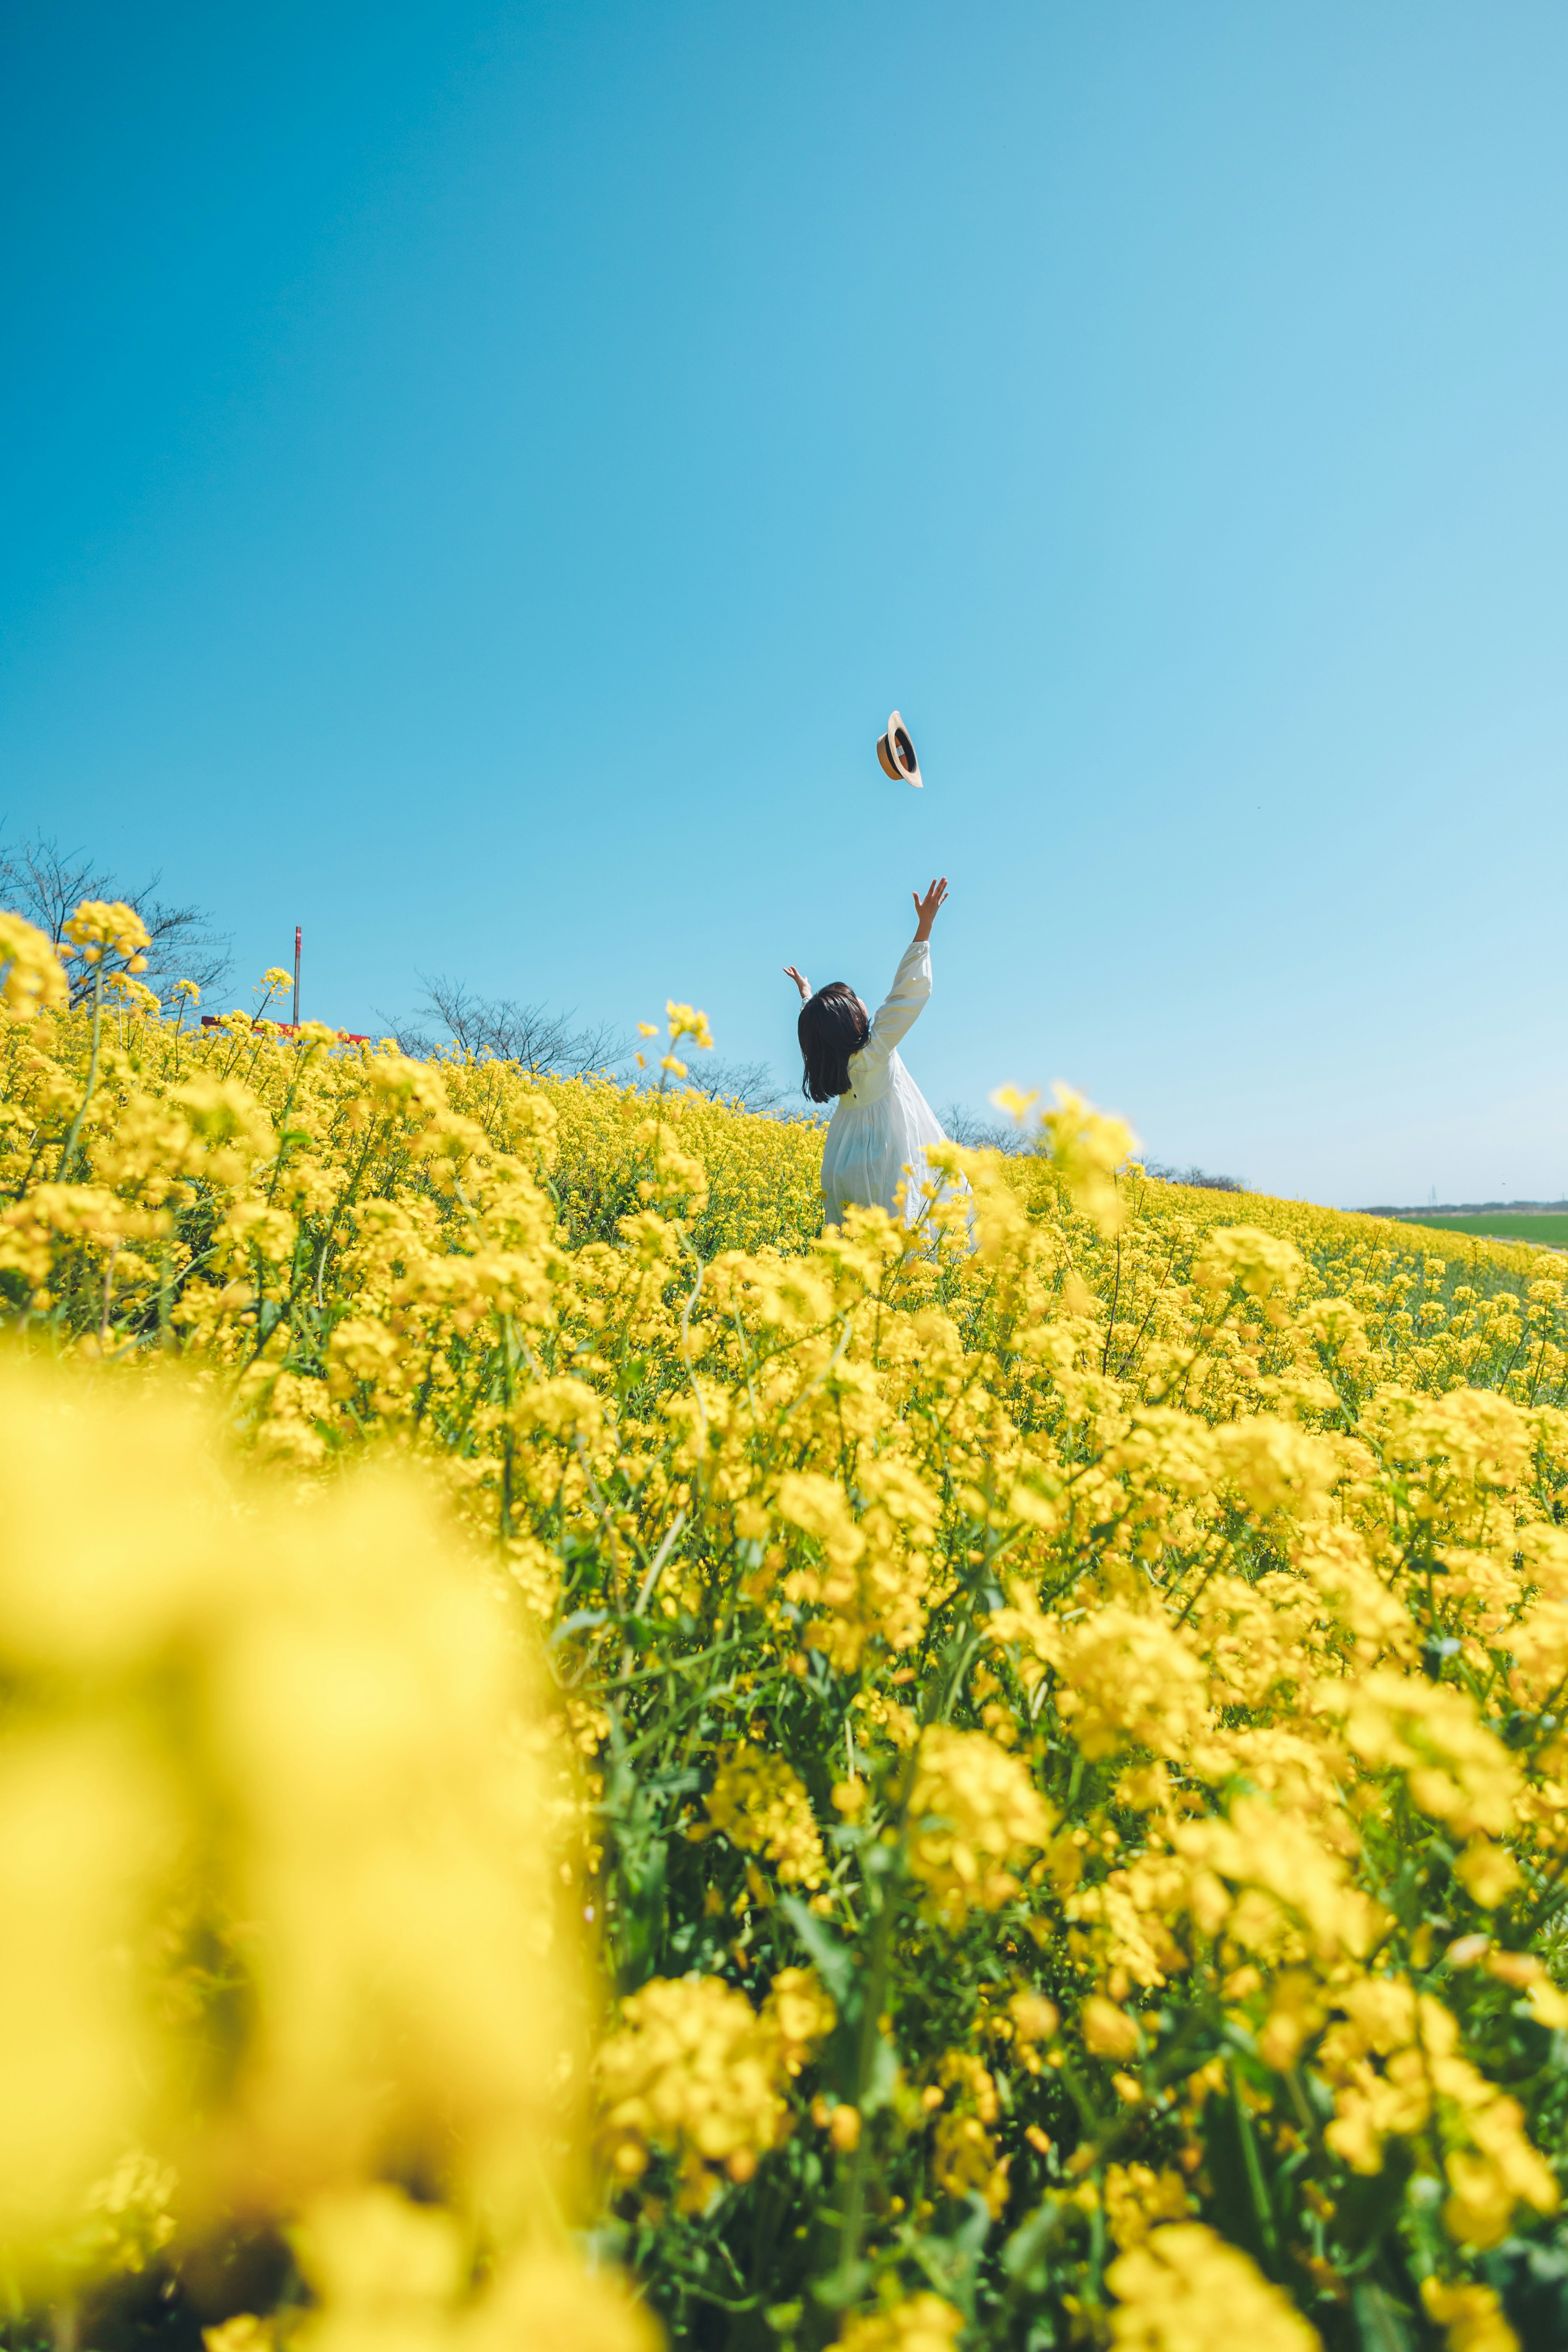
(818, 938, 959, 1229)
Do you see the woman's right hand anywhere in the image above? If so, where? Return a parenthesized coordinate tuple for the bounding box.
(784, 965, 811, 1001)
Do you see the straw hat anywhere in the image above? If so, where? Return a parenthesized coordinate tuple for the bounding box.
(876, 712, 922, 787)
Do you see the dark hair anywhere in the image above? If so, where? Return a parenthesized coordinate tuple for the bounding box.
(798, 983, 869, 1102)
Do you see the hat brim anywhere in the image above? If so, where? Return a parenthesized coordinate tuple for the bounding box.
(878, 711, 923, 786)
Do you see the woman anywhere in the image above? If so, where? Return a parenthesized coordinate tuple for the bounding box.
(785, 878, 963, 1232)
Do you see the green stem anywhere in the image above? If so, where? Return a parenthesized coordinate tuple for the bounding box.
(835, 1877, 898, 2280)
(54, 964, 105, 1180)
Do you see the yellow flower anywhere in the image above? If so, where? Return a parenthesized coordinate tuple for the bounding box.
(1081, 1998, 1141, 2062)
(105, 973, 161, 1018)
(16, 943, 1568, 2339)
(1035, 1602, 1209, 1762)
(1107, 2223, 1321, 2352)
(60, 899, 150, 970)
(1192, 1225, 1306, 1319)
(1104, 2163, 1191, 2250)
(293, 2185, 658, 2352)
(203, 2319, 272, 2352)
(764, 1967, 836, 2076)
(1454, 1838, 1520, 1909)
(703, 1745, 826, 1887)
(1420, 2278, 1519, 2352)
(597, 1971, 827, 2209)
(472, 2244, 659, 2352)
(1008, 1990, 1060, 2047)
(0, 911, 69, 1016)
(989, 1085, 1039, 1124)
(1257, 1972, 1327, 2072)
(665, 1000, 713, 1050)
(932, 2108, 1009, 2214)
(1324, 1672, 1521, 1839)
(907, 1726, 1054, 1920)
(1041, 1083, 1138, 1235)
(839, 2292, 964, 2352)
(0, 1360, 580, 2267)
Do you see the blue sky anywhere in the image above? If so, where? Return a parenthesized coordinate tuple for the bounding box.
(4, 3, 1568, 1206)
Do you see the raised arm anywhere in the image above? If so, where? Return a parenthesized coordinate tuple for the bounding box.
(861, 938, 931, 1063)
(783, 965, 811, 1002)
(859, 880, 947, 1065)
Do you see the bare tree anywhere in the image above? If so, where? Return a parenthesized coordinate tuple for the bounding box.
(940, 1101, 1036, 1156)
(390, 973, 623, 1077)
(1144, 1162, 1246, 1193)
(0, 832, 232, 1005)
(667, 1057, 789, 1113)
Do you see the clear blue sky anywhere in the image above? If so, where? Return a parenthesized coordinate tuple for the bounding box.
(4, 3, 1568, 1207)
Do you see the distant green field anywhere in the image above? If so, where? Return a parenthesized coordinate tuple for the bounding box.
(1396, 1213, 1568, 1247)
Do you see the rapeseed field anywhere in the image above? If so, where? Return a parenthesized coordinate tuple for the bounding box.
(5, 901, 1568, 2352)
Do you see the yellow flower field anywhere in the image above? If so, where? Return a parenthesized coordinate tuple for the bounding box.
(5, 902, 1568, 2352)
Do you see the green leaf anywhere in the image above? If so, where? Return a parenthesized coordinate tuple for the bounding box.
(778, 1894, 857, 2006)
(1349, 2276, 1419, 2352)
(1002, 2197, 1067, 2294)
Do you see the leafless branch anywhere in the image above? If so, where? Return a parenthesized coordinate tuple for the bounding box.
(1144, 1162, 1247, 1193)
(940, 1101, 1037, 1156)
(387, 973, 624, 1078)
(0, 832, 232, 1005)
(666, 1057, 789, 1113)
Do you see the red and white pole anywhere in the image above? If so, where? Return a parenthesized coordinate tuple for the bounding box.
(293, 926, 302, 1027)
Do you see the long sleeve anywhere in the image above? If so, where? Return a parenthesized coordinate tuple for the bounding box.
(821, 933, 969, 1238)
(857, 938, 931, 1074)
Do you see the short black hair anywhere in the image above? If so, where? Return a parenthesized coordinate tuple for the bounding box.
(798, 983, 869, 1103)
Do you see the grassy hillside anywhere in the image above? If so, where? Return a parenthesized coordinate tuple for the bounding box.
(1396, 1212, 1568, 1250)
(8, 916, 1568, 2352)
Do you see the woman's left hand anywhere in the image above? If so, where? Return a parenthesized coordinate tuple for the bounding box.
(784, 965, 812, 1001)
(911, 878, 948, 940)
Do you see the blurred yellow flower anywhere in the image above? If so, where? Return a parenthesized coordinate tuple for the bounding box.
(1107, 2223, 1320, 2351)
(908, 1726, 1053, 1920)
(839, 2294, 963, 2352)
(0, 1359, 582, 2271)
(1041, 1082, 1138, 1236)
(61, 899, 150, 970)
(1420, 2276, 1519, 2352)
(0, 911, 69, 1016)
